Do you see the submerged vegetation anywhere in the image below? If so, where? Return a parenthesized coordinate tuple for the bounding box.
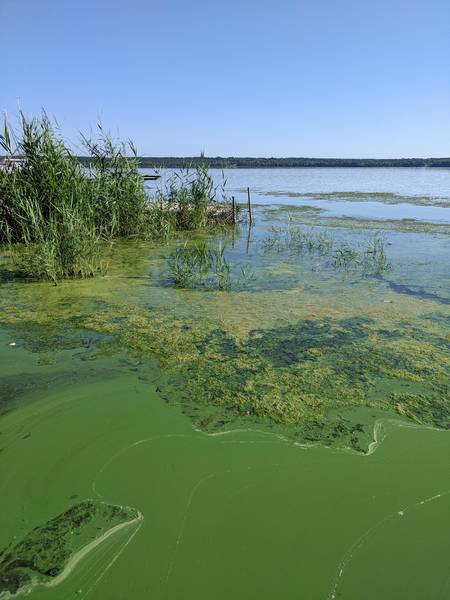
(166, 226, 391, 294)
(0, 114, 233, 282)
(168, 241, 255, 291)
(252, 189, 450, 208)
(169, 242, 232, 290)
(262, 227, 391, 275)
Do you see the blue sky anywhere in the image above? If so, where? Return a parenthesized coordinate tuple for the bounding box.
(2, 0, 450, 157)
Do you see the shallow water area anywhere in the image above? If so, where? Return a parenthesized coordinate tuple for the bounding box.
(274, 197, 450, 223)
(1, 167, 449, 599)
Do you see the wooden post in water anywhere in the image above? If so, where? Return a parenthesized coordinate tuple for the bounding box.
(231, 196, 236, 224)
(247, 187, 253, 225)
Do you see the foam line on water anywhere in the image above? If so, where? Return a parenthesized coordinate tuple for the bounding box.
(0, 511, 144, 599)
(46, 512, 144, 589)
(327, 488, 450, 599)
(163, 472, 217, 594)
(80, 516, 144, 600)
(91, 434, 196, 498)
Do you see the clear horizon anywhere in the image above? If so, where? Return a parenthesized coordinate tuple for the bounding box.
(2, 0, 450, 158)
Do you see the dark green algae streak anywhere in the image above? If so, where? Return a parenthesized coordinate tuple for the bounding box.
(0, 501, 139, 596)
(0, 205, 449, 599)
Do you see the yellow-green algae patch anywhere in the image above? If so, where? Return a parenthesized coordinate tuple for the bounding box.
(0, 220, 449, 452)
(1, 292, 447, 452)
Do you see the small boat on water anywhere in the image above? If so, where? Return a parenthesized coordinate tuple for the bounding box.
(142, 174, 161, 181)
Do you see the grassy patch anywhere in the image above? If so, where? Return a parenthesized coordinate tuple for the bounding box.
(0, 114, 148, 282)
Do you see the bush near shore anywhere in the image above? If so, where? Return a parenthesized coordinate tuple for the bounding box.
(0, 113, 234, 283)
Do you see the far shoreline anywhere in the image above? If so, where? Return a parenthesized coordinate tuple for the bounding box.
(4, 155, 450, 169)
(133, 157, 450, 169)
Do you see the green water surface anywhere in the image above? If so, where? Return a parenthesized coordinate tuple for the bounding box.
(0, 205, 449, 599)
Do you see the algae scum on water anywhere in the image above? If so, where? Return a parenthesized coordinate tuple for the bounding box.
(1, 207, 449, 452)
(63, 305, 450, 452)
(0, 501, 140, 596)
(0, 198, 449, 599)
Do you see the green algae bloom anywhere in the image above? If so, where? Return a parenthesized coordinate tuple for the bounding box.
(0, 198, 449, 600)
(0, 501, 140, 596)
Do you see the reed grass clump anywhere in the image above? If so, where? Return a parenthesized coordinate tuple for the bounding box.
(0, 113, 238, 283)
(168, 241, 257, 291)
(0, 114, 104, 282)
(262, 227, 333, 254)
(361, 233, 390, 274)
(0, 113, 178, 282)
(152, 156, 235, 231)
(82, 127, 148, 238)
(168, 242, 231, 290)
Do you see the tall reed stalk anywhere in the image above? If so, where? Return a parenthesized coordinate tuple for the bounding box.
(161, 154, 230, 230)
(0, 114, 235, 283)
(0, 114, 147, 282)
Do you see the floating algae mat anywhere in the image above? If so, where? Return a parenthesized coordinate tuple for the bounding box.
(0, 204, 449, 599)
(0, 501, 141, 596)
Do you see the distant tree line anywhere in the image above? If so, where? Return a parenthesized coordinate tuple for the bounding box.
(5, 155, 450, 169)
(110, 156, 450, 168)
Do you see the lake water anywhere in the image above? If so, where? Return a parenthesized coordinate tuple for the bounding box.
(1, 168, 449, 599)
(219, 166, 450, 198)
(146, 167, 450, 223)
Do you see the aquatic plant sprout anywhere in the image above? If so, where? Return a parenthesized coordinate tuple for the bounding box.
(167, 240, 261, 291)
(361, 233, 391, 274)
(261, 226, 391, 275)
(168, 242, 231, 290)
